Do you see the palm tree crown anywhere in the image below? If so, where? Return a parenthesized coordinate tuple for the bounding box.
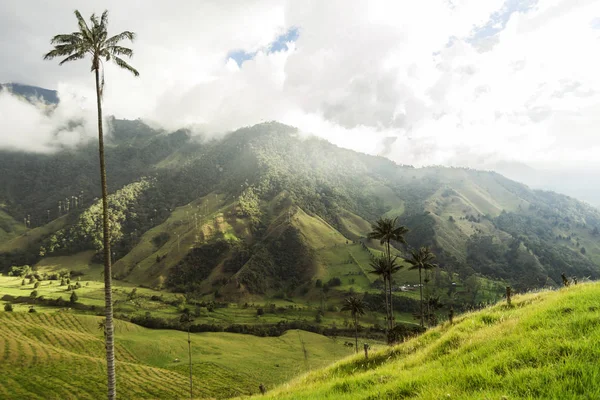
(406, 247, 438, 272)
(342, 295, 366, 353)
(368, 217, 409, 246)
(341, 295, 366, 317)
(44, 10, 139, 94)
(370, 255, 402, 280)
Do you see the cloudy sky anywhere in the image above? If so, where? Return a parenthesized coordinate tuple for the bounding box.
(1, 0, 599, 173)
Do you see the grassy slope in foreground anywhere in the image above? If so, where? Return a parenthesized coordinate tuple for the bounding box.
(0, 312, 354, 400)
(254, 283, 600, 400)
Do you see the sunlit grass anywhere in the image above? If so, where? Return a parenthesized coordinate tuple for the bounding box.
(0, 310, 355, 399)
(250, 283, 600, 399)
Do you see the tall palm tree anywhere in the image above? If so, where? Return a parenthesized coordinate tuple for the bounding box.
(368, 218, 408, 330)
(341, 296, 366, 353)
(406, 247, 438, 328)
(369, 255, 402, 334)
(44, 10, 139, 399)
(385, 256, 402, 330)
(369, 256, 389, 332)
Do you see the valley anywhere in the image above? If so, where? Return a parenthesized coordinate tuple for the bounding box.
(1, 120, 599, 398)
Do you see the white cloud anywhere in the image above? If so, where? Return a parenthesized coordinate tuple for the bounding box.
(0, 83, 97, 152)
(0, 0, 599, 173)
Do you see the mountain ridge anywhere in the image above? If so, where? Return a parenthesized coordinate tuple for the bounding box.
(1, 120, 599, 301)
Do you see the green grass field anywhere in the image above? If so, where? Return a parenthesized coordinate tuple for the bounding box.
(250, 282, 600, 399)
(0, 310, 358, 399)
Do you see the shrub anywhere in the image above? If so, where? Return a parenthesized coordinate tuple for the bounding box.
(4, 303, 13, 312)
(327, 277, 342, 287)
(34, 281, 40, 289)
(28, 307, 37, 313)
(30, 290, 38, 299)
(257, 308, 264, 316)
(70, 291, 78, 304)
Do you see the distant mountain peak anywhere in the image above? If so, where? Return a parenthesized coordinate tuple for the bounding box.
(0, 82, 59, 105)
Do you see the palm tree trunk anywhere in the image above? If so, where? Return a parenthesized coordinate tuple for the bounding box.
(383, 275, 389, 339)
(188, 327, 193, 399)
(425, 276, 430, 327)
(95, 66, 116, 400)
(418, 267, 424, 328)
(386, 240, 394, 332)
(389, 273, 394, 331)
(354, 315, 358, 354)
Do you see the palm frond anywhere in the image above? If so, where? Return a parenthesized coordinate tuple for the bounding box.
(369, 256, 387, 276)
(90, 12, 108, 44)
(107, 45, 133, 58)
(389, 256, 402, 274)
(89, 13, 100, 29)
(58, 51, 87, 65)
(113, 56, 139, 76)
(74, 10, 93, 43)
(99, 48, 111, 61)
(105, 31, 136, 47)
(49, 33, 83, 45)
(44, 45, 77, 60)
(406, 247, 438, 271)
(100, 10, 109, 29)
(341, 296, 366, 316)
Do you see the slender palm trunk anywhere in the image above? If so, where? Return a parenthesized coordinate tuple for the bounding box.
(354, 315, 358, 354)
(95, 66, 116, 400)
(188, 327, 193, 399)
(425, 275, 430, 327)
(386, 241, 395, 333)
(388, 272, 394, 331)
(383, 275, 389, 338)
(418, 267, 424, 328)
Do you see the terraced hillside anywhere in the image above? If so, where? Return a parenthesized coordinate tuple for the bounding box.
(252, 282, 600, 399)
(0, 311, 354, 399)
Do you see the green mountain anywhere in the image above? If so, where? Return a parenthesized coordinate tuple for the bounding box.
(1, 121, 599, 303)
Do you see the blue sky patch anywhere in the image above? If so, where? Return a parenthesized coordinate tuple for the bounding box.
(469, 0, 538, 42)
(227, 27, 299, 67)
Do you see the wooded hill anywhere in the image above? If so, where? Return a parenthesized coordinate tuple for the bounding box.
(1, 120, 599, 300)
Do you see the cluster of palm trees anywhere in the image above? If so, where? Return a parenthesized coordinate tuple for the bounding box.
(343, 217, 439, 348)
(44, 10, 139, 400)
(368, 217, 438, 331)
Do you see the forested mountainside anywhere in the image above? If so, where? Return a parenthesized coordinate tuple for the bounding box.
(1, 121, 599, 298)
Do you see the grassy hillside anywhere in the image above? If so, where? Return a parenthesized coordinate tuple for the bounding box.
(0, 310, 355, 399)
(253, 282, 600, 399)
(0, 209, 27, 244)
